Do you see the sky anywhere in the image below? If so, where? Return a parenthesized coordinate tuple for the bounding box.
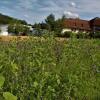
(0, 0, 100, 24)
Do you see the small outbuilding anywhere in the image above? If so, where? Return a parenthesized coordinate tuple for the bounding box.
(0, 25, 8, 36)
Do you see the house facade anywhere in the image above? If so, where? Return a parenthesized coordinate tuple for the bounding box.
(0, 25, 8, 36)
(62, 17, 100, 34)
(90, 17, 100, 33)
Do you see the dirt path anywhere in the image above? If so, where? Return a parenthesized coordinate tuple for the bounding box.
(0, 36, 67, 42)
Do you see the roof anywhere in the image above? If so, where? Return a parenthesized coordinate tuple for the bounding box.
(90, 17, 100, 26)
(63, 18, 91, 31)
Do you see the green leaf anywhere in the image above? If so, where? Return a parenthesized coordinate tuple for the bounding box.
(0, 75, 5, 89)
(3, 92, 17, 100)
(33, 81, 38, 88)
(0, 65, 3, 70)
(11, 61, 18, 73)
(57, 79, 60, 85)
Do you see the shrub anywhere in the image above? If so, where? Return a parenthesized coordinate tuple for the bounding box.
(93, 32, 100, 38)
(77, 32, 89, 39)
(60, 31, 72, 38)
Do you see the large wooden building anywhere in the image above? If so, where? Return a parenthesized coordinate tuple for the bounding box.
(62, 17, 100, 34)
(90, 17, 100, 33)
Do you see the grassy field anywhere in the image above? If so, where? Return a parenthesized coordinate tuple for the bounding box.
(0, 37, 100, 100)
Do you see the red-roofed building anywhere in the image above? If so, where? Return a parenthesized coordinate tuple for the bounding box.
(62, 17, 100, 34)
(90, 17, 100, 33)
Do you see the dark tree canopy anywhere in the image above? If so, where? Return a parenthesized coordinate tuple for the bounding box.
(45, 14, 55, 24)
(33, 14, 67, 36)
(0, 13, 27, 25)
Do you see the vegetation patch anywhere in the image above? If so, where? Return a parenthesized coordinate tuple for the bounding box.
(0, 37, 100, 100)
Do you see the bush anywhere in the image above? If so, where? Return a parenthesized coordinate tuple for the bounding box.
(8, 24, 30, 36)
(93, 32, 100, 38)
(77, 32, 89, 39)
(57, 32, 89, 39)
(60, 31, 72, 38)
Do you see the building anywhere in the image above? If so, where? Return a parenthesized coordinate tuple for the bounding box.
(62, 17, 100, 34)
(90, 17, 100, 33)
(0, 25, 8, 36)
(0, 24, 34, 36)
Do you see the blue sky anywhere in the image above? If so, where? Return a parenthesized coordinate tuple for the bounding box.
(0, 0, 100, 24)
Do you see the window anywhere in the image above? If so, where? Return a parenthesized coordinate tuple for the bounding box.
(74, 23, 76, 26)
(81, 24, 83, 27)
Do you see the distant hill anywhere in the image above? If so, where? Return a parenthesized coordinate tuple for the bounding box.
(0, 13, 27, 25)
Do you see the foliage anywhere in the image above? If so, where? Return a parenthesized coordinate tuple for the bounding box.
(3, 92, 17, 100)
(45, 14, 55, 24)
(0, 75, 5, 89)
(33, 14, 66, 36)
(77, 32, 89, 38)
(8, 24, 30, 35)
(0, 37, 100, 100)
(45, 14, 55, 31)
(0, 74, 17, 100)
(61, 31, 72, 38)
(54, 17, 65, 36)
(91, 32, 100, 38)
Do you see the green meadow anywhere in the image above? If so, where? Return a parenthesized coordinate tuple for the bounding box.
(0, 37, 100, 100)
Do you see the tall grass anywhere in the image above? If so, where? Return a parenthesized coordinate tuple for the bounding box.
(0, 37, 100, 100)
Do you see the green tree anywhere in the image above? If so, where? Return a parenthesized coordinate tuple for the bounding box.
(8, 24, 15, 34)
(33, 23, 41, 30)
(62, 14, 66, 21)
(45, 14, 55, 31)
(33, 14, 66, 37)
(8, 24, 30, 36)
(53, 15, 66, 36)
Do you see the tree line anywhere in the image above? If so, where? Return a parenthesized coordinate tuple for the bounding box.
(7, 14, 66, 36)
(0, 13, 27, 25)
(1, 13, 99, 38)
(33, 14, 66, 36)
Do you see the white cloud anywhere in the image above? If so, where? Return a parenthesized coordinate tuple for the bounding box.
(64, 11, 79, 18)
(18, 0, 37, 10)
(69, 2, 76, 8)
(0, 0, 100, 24)
(24, 14, 30, 18)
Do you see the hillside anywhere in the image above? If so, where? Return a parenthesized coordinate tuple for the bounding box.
(0, 13, 27, 25)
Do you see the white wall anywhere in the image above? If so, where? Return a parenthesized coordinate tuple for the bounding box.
(61, 29, 72, 34)
(0, 25, 8, 36)
(62, 28, 80, 34)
